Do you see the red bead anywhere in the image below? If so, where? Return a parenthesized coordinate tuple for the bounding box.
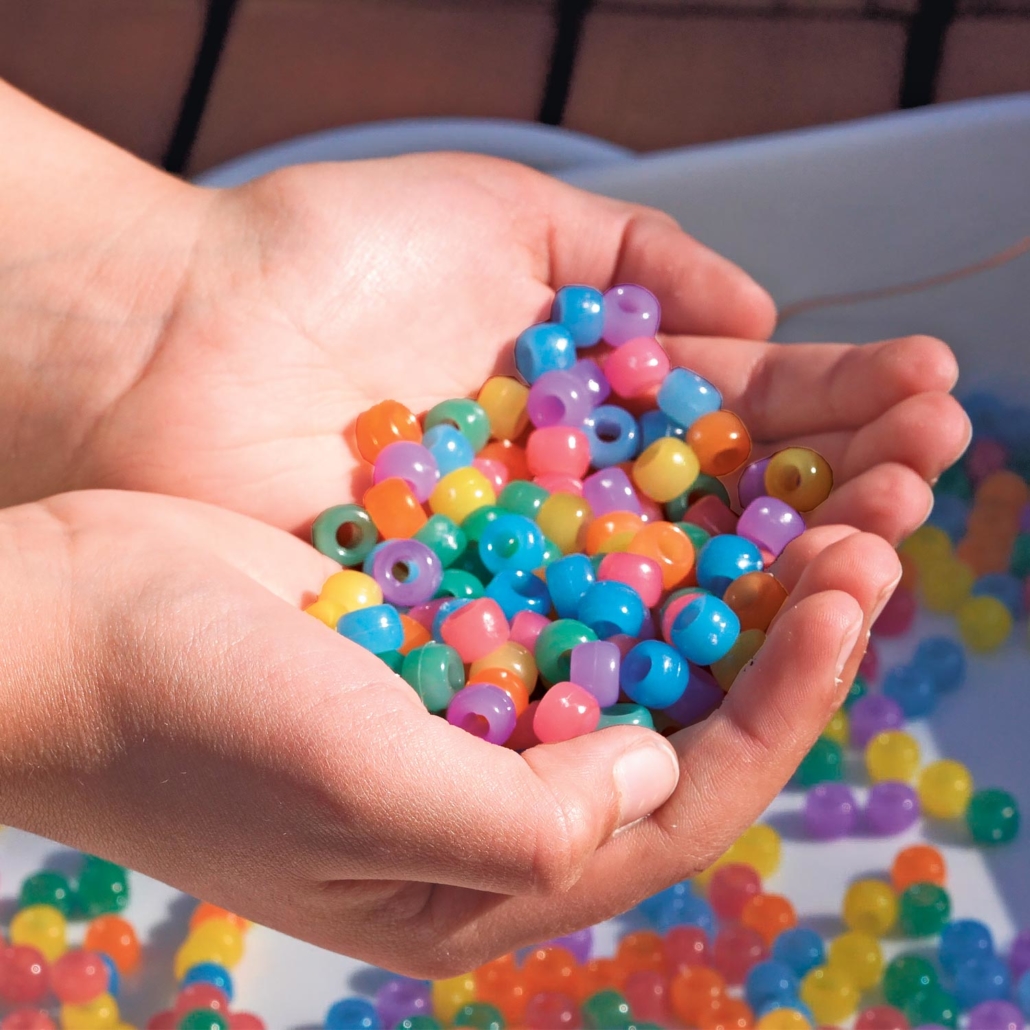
(0, 946, 49, 1005)
(145, 1011, 179, 1030)
(228, 1015, 267, 1030)
(664, 926, 709, 976)
(708, 863, 763, 921)
(521, 946, 581, 998)
(859, 640, 880, 681)
(50, 949, 109, 1004)
(871, 586, 917, 637)
(682, 495, 739, 536)
(524, 991, 578, 1029)
(1, 1010, 57, 1030)
(174, 983, 231, 1015)
(710, 923, 767, 985)
(623, 969, 671, 1025)
(854, 1005, 910, 1030)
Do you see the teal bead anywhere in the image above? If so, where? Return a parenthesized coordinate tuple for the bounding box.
(794, 737, 844, 787)
(966, 788, 1020, 844)
(461, 506, 505, 544)
(666, 474, 731, 520)
(535, 618, 597, 685)
(401, 643, 465, 712)
(581, 990, 632, 1030)
(934, 463, 973, 500)
(453, 1003, 505, 1030)
(676, 522, 711, 554)
(178, 1013, 229, 1030)
(425, 398, 491, 454)
(597, 703, 655, 730)
(379, 650, 405, 673)
(899, 883, 951, 936)
(311, 504, 379, 566)
(450, 546, 493, 583)
(883, 954, 938, 1008)
(538, 536, 562, 569)
(414, 514, 467, 568)
(78, 856, 129, 917)
(19, 871, 74, 915)
(499, 481, 550, 520)
(843, 674, 868, 710)
(903, 986, 959, 1028)
(1010, 533, 1030, 578)
(590, 553, 606, 574)
(436, 569, 485, 600)
(397, 1020, 441, 1030)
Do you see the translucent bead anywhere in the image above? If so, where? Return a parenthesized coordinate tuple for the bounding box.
(772, 929, 825, 979)
(514, 323, 577, 383)
(577, 580, 646, 639)
(605, 337, 670, 398)
(10, 906, 66, 963)
(670, 595, 741, 665)
(498, 480, 549, 522)
(371, 540, 443, 606)
(843, 880, 897, 936)
(670, 966, 725, 1026)
(440, 598, 509, 663)
(425, 398, 490, 454)
(804, 783, 857, 840)
(754, 1008, 810, 1030)
(534, 682, 601, 742)
(1, 1008, 57, 1030)
(570, 639, 621, 707)
(537, 493, 592, 555)
(683, 495, 740, 537)
(866, 781, 921, 835)
(179, 961, 233, 999)
(486, 569, 551, 620)
(882, 954, 937, 1009)
(84, 917, 140, 976)
(602, 284, 660, 345)
(422, 424, 475, 477)
(742, 895, 796, 947)
(373, 442, 439, 502)
(633, 439, 701, 504)
(527, 370, 594, 428)
(319, 570, 383, 614)
(687, 411, 752, 476)
(570, 357, 611, 405)
(0, 945, 49, 1004)
(898, 883, 951, 937)
(311, 504, 379, 566)
(967, 999, 1023, 1030)
(478, 513, 546, 574)
(364, 478, 428, 539)
(764, 448, 833, 512)
(623, 970, 670, 1025)
(429, 468, 497, 524)
(822, 709, 849, 747)
(732, 824, 782, 879)
(827, 931, 882, 991)
(376, 979, 432, 1030)
(710, 864, 762, 921)
(853, 1005, 908, 1030)
(544, 553, 595, 620)
(552, 284, 605, 347)
(526, 427, 591, 480)
(737, 458, 770, 511)
(712, 923, 768, 985)
(744, 959, 798, 1013)
(800, 966, 859, 1026)
(627, 521, 695, 588)
(51, 950, 109, 1005)
(522, 993, 576, 1030)
(619, 640, 688, 708)
(337, 604, 404, 654)
(966, 787, 1020, 843)
(59, 993, 119, 1030)
(325, 998, 379, 1030)
(662, 664, 724, 727)
(697, 535, 763, 597)
(710, 629, 766, 692)
(401, 643, 464, 712)
(892, 844, 947, 894)
(901, 985, 958, 1029)
(953, 955, 1010, 1011)
(355, 400, 421, 462)
(957, 594, 1013, 651)
(882, 663, 937, 718)
(657, 369, 722, 429)
(918, 759, 974, 818)
(446, 684, 516, 744)
(430, 974, 477, 1025)
(737, 497, 805, 558)
(413, 514, 467, 569)
(849, 695, 905, 749)
(598, 552, 662, 607)
(721, 572, 787, 634)
(920, 557, 975, 612)
(639, 409, 687, 450)
(597, 703, 654, 730)
(536, 619, 597, 685)
(866, 730, 920, 783)
(479, 439, 530, 482)
(581, 407, 641, 468)
(663, 926, 709, 977)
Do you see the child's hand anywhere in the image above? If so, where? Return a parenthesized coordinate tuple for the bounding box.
(2, 489, 898, 976)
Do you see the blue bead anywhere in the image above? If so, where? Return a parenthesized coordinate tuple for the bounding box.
(552, 285, 605, 348)
(337, 604, 404, 653)
(745, 960, 800, 1012)
(953, 956, 1010, 1010)
(478, 513, 546, 574)
(927, 493, 969, 542)
(432, 598, 473, 641)
(1017, 970, 1030, 1018)
(98, 953, 119, 998)
(620, 640, 689, 708)
(994, 404, 1030, 451)
(670, 595, 740, 665)
(486, 569, 551, 620)
(362, 541, 388, 576)
(422, 424, 474, 476)
(654, 893, 715, 936)
(882, 663, 938, 718)
(514, 322, 576, 383)
(961, 392, 1005, 437)
(972, 572, 1025, 618)
(939, 919, 993, 975)
(639, 409, 687, 450)
(181, 962, 234, 1000)
(597, 703, 655, 730)
(913, 636, 966, 692)
(581, 405, 640, 466)
(696, 534, 764, 597)
(546, 554, 596, 619)
(577, 580, 646, 638)
(772, 928, 825, 977)
(326, 997, 381, 1030)
(656, 368, 722, 429)
(638, 881, 693, 924)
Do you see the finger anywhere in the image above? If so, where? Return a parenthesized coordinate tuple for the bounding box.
(770, 525, 861, 591)
(661, 334, 959, 441)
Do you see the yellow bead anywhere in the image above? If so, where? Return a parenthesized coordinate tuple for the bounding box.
(822, 709, 849, 747)
(732, 823, 781, 878)
(477, 376, 530, 441)
(632, 438, 701, 503)
(10, 904, 66, 962)
(918, 758, 974, 818)
(899, 525, 953, 568)
(173, 918, 245, 979)
(320, 570, 383, 612)
(764, 447, 833, 512)
(865, 730, 921, 784)
(957, 594, 1013, 652)
(469, 641, 538, 687)
(919, 558, 974, 613)
(800, 965, 859, 1025)
(536, 493, 593, 555)
(432, 973, 477, 1024)
(755, 1008, 811, 1030)
(842, 879, 897, 936)
(711, 629, 766, 691)
(305, 598, 346, 628)
(429, 468, 497, 525)
(827, 931, 883, 990)
(61, 993, 119, 1030)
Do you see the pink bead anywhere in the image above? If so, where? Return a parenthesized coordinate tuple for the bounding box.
(623, 970, 671, 1025)
(682, 495, 738, 536)
(533, 682, 601, 743)
(50, 950, 108, 1005)
(407, 599, 447, 632)
(1, 1012, 56, 1030)
(506, 700, 542, 751)
(174, 983, 231, 1015)
(598, 552, 663, 608)
(441, 597, 510, 662)
(0, 946, 49, 1005)
(859, 639, 880, 682)
(607, 633, 640, 659)
(871, 585, 917, 637)
(709, 863, 763, 920)
(637, 493, 664, 523)
(534, 473, 584, 496)
(526, 427, 591, 479)
(473, 457, 509, 494)
(229, 1015, 267, 1030)
(664, 926, 710, 975)
(966, 437, 1007, 483)
(604, 337, 671, 398)
(510, 610, 551, 651)
(145, 1014, 178, 1030)
(661, 591, 706, 642)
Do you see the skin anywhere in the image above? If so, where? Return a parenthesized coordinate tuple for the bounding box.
(0, 81, 970, 975)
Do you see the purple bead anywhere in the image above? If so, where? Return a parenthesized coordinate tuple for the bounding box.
(1020, 502, 1030, 533)
(865, 780, 920, 835)
(738, 459, 770, 509)
(376, 978, 432, 1029)
(527, 369, 594, 428)
(639, 607, 657, 640)
(570, 639, 621, 707)
(1010, 929, 1030, 980)
(804, 783, 859, 840)
(372, 441, 439, 502)
(849, 694, 906, 748)
(662, 665, 723, 727)
(548, 927, 594, 963)
(967, 1000, 1024, 1030)
(371, 539, 443, 606)
(446, 683, 517, 744)
(583, 467, 642, 516)
(571, 357, 611, 406)
(737, 496, 805, 558)
(603, 284, 660, 345)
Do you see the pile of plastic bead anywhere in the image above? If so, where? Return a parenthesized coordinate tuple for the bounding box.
(306, 283, 833, 747)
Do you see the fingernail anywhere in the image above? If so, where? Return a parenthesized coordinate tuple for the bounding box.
(870, 569, 904, 627)
(835, 613, 864, 679)
(614, 742, 680, 829)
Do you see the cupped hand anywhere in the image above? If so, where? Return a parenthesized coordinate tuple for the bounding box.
(2, 489, 899, 976)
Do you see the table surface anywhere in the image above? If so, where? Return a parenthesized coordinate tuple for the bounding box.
(6, 96, 1030, 1028)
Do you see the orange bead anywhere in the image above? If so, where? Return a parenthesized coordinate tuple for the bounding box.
(354, 400, 421, 462)
(741, 893, 797, 945)
(722, 572, 788, 634)
(711, 629, 766, 691)
(576, 957, 626, 1000)
(975, 469, 1030, 509)
(188, 903, 250, 934)
(398, 614, 431, 655)
(616, 931, 667, 976)
(698, 995, 754, 1030)
(84, 916, 141, 974)
(687, 411, 752, 477)
(627, 521, 696, 589)
(478, 440, 531, 483)
(467, 666, 529, 715)
(363, 477, 428, 539)
(522, 945, 582, 997)
(956, 536, 1011, 575)
(898, 551, 920, 591)
(584, 511, 645, 555)
(474, 954, 526, 1025)
(890, 844, 947, 893)
(670, 966, 726, 1026)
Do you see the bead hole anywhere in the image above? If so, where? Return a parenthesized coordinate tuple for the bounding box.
(776, 466, 803, 493)
(625, 653, 652, 682)
(597, 420, 622, 443)
(498, 537, 520, 559)
(391, 562, 412, 583)
(677, 605, 700, 629)
(460, 713, 490, 738)
(336, 522, 362, 549)
(537, 396, 566, 424)
(593, 620, 621, 638)
(618, 295, 641, 314)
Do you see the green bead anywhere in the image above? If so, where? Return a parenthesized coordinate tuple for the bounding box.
(933, 462, 973, 500)
(453, 1002, 505, 1030)
(311, 504, 379, 566)
(77, 856, 129, 917)
(675, 522, 711, 553)
(665, 474, 731, 519)
(538, 537, 561, 569)
(882, 954, 938, 1008)
(535, 619, 597, 685)
(842, 675, 868, 710)
(898, 882, 951, 936)
(499, 481, 549, 520)
(597, 703, 655, 730)
(966, 788, 1020, 844)
(396, 1019, 441, 1030)
(581, 989, 632, 1030)
(794, 737, 844, 787)
(590, 553, 606, 575)
(401, 643, 465, 712)
(903, 986, 958, 1029)
(425, 398, 491, 453)
(462, 505, 505, 544)
(450, 545, 492, 583)
(378, 650, 405, 673)
(1010, 533, 1030, 578)
(415, 514, 467, 568)
(18, 871, 73, 916)
(177, 1012, 229, 1030)
(436, 569, 485, 600)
